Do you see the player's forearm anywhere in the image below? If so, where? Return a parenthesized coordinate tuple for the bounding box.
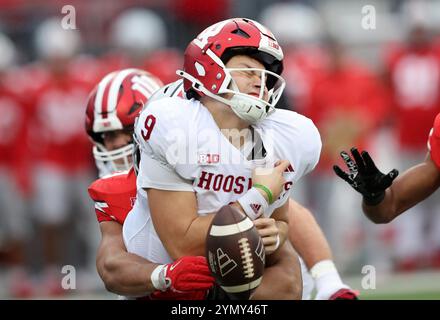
(288, 201, 332, 269)
(363, 158, 440, 223)
(97, 249, 158, 297)
(167, 214, 215, 259)
(362, 187, 397, 223)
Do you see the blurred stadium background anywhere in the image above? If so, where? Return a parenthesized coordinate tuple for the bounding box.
(1, 0, 440, 299)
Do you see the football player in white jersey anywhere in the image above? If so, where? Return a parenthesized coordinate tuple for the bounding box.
(133, 80, 358, 300)
(124, 18, 323, 299)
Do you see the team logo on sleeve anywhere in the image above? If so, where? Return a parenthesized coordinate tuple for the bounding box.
(94, 201, 109, 213)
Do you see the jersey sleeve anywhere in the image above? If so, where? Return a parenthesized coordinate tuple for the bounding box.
(271, 109, 322, 178)
(134, 97, 196, 191)
(88, 184, 117, 223)
(428, 113, 440, 170)
(257, 110, 322, 211)
(87, 170, 137, 224)
(299, 117, 322, 176)
(93, 201, 116, 223)
(136, 152, 194, 191)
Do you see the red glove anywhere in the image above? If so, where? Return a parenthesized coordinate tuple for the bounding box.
(329, 288, 359, 300)
(150, 256, 214, 295)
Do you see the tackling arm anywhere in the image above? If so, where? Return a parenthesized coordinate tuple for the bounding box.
(97, 220, 214, 297)
(96, 221, 158, 297)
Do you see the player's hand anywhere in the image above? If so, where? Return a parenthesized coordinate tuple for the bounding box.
(253, 218, 280, 255)
(252, 160, 290, 203)
(157, 256, 215, 293)
(333, 147, 399, 206)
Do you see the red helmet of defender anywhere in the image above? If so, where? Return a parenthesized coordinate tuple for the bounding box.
(85, 68, 163, 175)
(177, 18, 285, 124)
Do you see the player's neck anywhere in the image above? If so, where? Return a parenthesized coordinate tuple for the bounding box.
(202, 98, 251, 149)
(202, 99, 249, 129)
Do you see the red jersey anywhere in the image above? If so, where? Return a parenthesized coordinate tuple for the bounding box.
(429, 113, 440, 170)
(306, 61, 388, 173)
(27, 56, 102, 173)
(88, 168, 137, 224)
(0, 68, 36, 195)
(384, 43, 440, 150)
(283, 45, 327, 112)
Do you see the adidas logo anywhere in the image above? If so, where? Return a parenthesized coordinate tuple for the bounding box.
(250, 204, 262, 214)
(217, 248, 238, 277)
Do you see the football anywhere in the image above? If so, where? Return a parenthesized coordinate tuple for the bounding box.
(205, 205, 265, 300)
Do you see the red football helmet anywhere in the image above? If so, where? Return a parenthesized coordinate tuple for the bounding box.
(85, 68, 163, 176)
(177, 18, 285, 124)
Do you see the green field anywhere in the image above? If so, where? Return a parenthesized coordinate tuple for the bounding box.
(344, 270, 440, 300)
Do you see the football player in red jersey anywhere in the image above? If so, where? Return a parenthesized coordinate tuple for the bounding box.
(85, 69, 214, 299)
(380, 23, 440, 270)
(0, 32, 34, 298)
(334, 113, 440, 224)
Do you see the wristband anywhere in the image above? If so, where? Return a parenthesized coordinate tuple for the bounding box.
(310, 260, 338, 279)
(310, 260, 346, 300)
(151, 264, 168, 291)
(237, 187, 269, 220)
(253, 183, 274, 204)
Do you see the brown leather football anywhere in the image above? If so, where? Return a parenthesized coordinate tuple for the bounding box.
(206, 205, 265, 300)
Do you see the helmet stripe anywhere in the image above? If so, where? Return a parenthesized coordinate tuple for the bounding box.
(107, 68, 138, 116)
(95, 71, 117, 121)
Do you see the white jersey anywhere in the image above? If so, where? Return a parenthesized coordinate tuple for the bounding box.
(123, 96, 321, 264)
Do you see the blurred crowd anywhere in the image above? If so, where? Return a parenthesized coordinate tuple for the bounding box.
(1, 0, 440, 298)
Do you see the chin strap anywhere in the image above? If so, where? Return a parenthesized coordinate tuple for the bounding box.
(176, 69, 270, 124)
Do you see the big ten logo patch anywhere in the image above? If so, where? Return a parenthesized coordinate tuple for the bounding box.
(198, 153, 220, 165)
